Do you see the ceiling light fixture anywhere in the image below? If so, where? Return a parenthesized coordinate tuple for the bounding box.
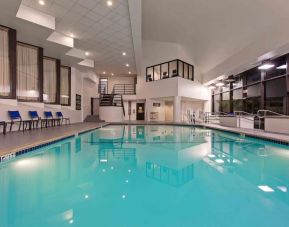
(122, 52, 126, 56)
(277, 64, 287, 69)
(216, 82, 224, 87)
(126, 63, 129, 67)
(38, 0, 45, 6)
(111, 73, 114, 76)
(107, 1, 113, 6)
(258, 63, 274, 70)
(85, 52, 89, 56)
(103, 72, 106, 74)
(128, 71, 131, 74)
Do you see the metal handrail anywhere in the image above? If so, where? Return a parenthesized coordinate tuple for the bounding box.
(257, 110, 285, 117)
(234, 111, 256, 117)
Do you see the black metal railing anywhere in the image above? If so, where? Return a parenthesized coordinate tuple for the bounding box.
(100, 94, 125, 115)
(112, 84, 136, 95)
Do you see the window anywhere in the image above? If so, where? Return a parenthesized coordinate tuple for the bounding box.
(0, 27, 10, 97)
(43, 58, 57, 103)
(178, 61, 183, 77)
(243, 67, 261, 85)
(17, 43, 40, 101)
(220, 92, 230, 113)
(265, 55, 287, 80)
(265, 78, 287, 114)
(244, 84, 261, 114)
(60, 66, 71, 106)
(232, 88, 243, 111)
(214, 94, 220, 113)
(153, 65, 161, 80)
(169, 60, 177, 76)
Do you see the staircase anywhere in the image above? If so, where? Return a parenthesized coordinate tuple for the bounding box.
(100, 94, 125, 115)
(84, 115, 105, 122)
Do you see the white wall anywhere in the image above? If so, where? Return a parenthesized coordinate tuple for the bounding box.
(99, 106, 124, 122)
(146, 98, 165, 121)
(0, 67, 99, 132)
(165, 101, 173, 121)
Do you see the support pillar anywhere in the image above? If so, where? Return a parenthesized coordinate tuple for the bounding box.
(173, 96, 181, 122)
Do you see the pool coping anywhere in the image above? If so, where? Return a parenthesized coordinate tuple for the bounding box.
(0, 123, 109, 163)
(109, 122, 289, 146)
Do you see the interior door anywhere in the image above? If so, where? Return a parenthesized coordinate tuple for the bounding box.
(136, 103, 145, 120)
(91, 98, 100, 115)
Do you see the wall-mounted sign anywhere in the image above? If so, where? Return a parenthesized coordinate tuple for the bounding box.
(76, 94, 81, 110)
(153, 102, 161, 107)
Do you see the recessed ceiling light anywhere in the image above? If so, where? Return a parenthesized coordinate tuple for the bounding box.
(85, 52, 89, 56)
(258, 63, 274, 70)
(126, 63, 130, 67)
(122, 52, 126, 56)
(128, 71, 131, 74)
(103, 72, 106, 74)
(38, 0, 45, 6)
(277, 64, 287, 69)
(107, 1, 113, 6)
(111, 73, 114, 76)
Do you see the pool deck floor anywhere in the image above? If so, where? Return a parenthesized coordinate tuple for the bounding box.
(1, 121, 289, 158)
(0, 122, 108, 157)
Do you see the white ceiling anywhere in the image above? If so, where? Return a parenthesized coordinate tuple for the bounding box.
(0, 0, 136, 75)
(142, 0, 289, 79)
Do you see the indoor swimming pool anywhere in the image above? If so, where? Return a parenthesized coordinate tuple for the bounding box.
(1, 125, 289, 227)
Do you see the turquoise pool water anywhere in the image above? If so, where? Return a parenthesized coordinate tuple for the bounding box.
(1, 125, 289, 227)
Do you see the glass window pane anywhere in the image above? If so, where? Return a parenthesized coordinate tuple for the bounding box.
(246, 84, 260, 98)
(43, 58, 57, 103)
(146, 67, 153, 82)
(233, 88, 243, 111)
(265, 77, 286, 114)
(265, 56, 287, 80)
(178, 61, 183, 78)
(242, 68, 261, 85)
(60, 66, 70, 105)
(214, 94, 220, 113)
(189, 65, 193, 80)
(169, 60, 177, 77)
(17, 43, 39, 101)
(221, 92, 230, 113)
(0, 27, 10, 97)
(184, 63, 189, 79)
(161, 63, 169, 79)
(153, 65, 161, 81)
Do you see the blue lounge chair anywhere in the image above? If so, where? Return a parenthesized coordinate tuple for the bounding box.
(56, 112, 70, 125)
(8, 111, 31, 132)
(44, 111, 61, 127)
(29, 111, 46, 129)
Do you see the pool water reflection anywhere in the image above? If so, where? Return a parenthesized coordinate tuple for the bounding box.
(1, 125, 289, 227)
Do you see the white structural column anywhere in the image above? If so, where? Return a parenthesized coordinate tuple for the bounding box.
(173, 96, 181, 122)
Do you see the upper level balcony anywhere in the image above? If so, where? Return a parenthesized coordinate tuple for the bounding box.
(146, 59, 194, 82)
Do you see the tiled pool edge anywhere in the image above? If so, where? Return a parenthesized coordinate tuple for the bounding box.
(0, 123, 110, 163)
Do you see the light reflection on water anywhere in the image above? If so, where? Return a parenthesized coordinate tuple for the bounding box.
(1, 125, 289, 227)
